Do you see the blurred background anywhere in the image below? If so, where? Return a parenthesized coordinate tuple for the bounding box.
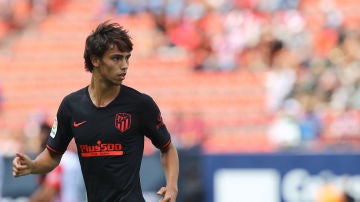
(0, 0, 360, 201)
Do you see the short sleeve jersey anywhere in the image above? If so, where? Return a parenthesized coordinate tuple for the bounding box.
(47, 85, 171, 202)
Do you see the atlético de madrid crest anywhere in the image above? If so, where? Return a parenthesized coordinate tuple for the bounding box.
(115, 113, 131, 132)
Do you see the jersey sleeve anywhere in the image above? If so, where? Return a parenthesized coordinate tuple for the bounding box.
(141, 95, 171, 149)
(47, 97, 73, 154)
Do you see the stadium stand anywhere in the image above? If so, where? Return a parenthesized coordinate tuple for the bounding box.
(2, 0, 360, 155)
(0, 0, 272, 154)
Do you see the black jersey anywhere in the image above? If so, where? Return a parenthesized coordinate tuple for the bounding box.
(47, 85, 171, 202)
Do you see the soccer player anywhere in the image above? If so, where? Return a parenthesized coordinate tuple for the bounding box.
(12, 21, 179, 202)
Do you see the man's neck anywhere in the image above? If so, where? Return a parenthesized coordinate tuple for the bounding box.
(88, 78, 121, 107)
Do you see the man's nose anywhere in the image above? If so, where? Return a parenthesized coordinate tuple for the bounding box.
(120, 63, 128, 70)
(120, 59, 128, 69)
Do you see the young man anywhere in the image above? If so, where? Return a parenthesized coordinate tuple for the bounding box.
(13, 21, 179, 202)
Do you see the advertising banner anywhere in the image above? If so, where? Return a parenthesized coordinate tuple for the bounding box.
(203, 153, 360, 202)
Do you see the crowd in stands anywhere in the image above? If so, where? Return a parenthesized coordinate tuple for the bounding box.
(1, 0, 360, 153)
(0, 0, 66, 44)
(97, 0, 360, 152)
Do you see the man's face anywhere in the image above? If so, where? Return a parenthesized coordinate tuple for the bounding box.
(96, 44, 131, 86)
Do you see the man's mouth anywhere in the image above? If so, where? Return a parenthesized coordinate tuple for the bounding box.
(119, 73, 126, 80)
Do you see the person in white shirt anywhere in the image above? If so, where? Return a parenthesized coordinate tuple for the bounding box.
(28, 139, 86, 202)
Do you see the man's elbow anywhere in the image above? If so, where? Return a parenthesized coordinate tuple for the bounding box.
(160, 142, 177, 154)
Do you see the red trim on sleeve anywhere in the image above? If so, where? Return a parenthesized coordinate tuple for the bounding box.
(160, 139, 171, 149)
(46, 145, 64, 154)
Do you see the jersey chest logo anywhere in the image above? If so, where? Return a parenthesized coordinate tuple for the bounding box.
(115, 113, 131, 132)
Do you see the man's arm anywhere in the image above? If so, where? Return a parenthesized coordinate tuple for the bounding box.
(13, 148, 62, 177)
(158, 142, 179, 202)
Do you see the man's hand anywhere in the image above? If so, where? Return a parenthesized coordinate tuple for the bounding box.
(12, 152, 33, 177)
(157, 186, 178, 202)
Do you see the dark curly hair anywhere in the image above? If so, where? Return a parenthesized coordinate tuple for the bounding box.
(83, 21, 133, 72)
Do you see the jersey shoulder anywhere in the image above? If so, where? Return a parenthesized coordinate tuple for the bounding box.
(122, 85, 153, 104)
(58, 87, 88, 112)
(63, 87, 88, 101)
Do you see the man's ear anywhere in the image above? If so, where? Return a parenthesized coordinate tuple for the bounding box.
(90, 55, 100, 68)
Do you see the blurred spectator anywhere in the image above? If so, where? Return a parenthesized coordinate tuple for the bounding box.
(168, 111, 207, 150)
(315, 65, 340, 104)
(296, 94, 322, 144)
(265, 42, 297, 112)
(43, 0, 67, 14)
(29, 122, 86, 202)
(0, 0, 67, 43)
(39, 123, 51, 152)
(23, 109, 49, 153)
(267, 99, 302, 150)
(2, 0, 31, 31)
(30, 0, 50, 21)
(258, 0, 300, 11)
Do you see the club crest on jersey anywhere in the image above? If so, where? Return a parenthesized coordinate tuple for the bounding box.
(115, 113, 131, 132)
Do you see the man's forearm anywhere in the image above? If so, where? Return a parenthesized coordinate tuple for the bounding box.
(160, 143, 179, 189)
(31, 149, 62, 174)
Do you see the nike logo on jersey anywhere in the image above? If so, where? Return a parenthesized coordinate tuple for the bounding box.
(73, 121, 87, 128)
